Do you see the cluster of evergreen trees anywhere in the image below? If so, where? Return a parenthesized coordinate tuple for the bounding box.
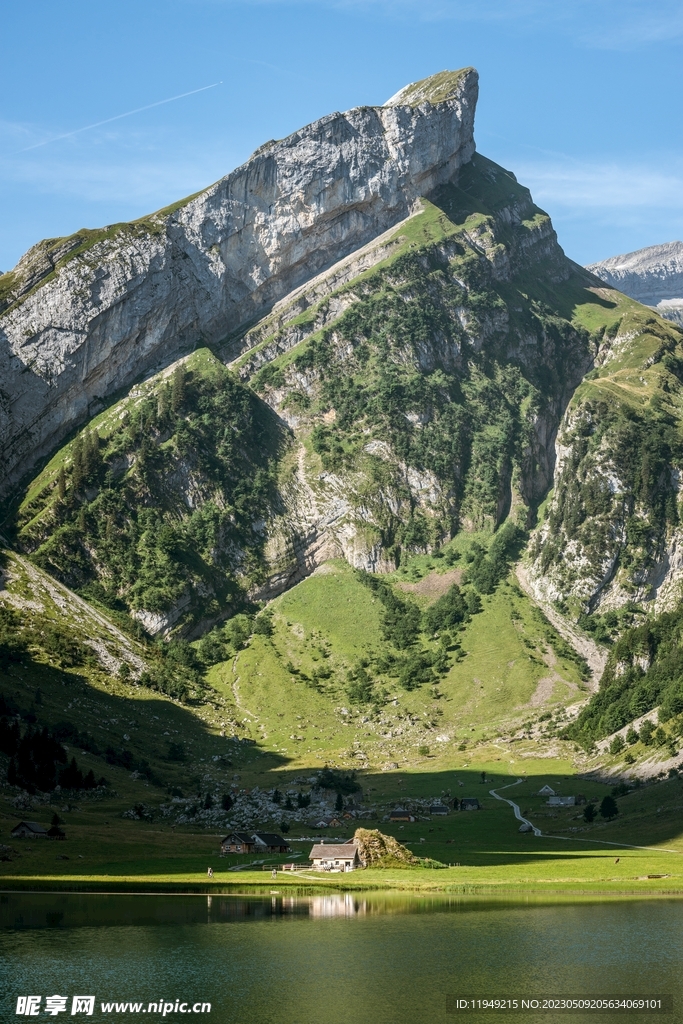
(19, 357, 283, 631)
(195, 611, 272, 668)
(0, 603, 26, 670)
(0, 593, 95, 673)
(0, 714, 105, 793)
(139, 639, 204, 700)
(67, 425, 102, 494)
(347, 527, 524, 699)
(566, 602, 683, 745)
(461, 522, 525, 594)
(352, 572, 465, 696)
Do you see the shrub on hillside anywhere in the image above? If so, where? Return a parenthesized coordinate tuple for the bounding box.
(464, 522, 525, 595)
(316, 769, 360, 795)
(0, 604, 27, 669)
(609, 734, 625, 755)
(600, 795, 618, 820)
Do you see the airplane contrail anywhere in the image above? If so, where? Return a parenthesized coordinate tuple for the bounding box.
(18, 82, 222, 153)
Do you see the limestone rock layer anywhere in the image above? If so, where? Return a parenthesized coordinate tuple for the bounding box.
(0, 68, 478, 493)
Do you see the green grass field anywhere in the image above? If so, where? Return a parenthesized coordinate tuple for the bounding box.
(3, 762, 683, 896)
(209, 558, 587, 772)
(2, 547, 682, 897)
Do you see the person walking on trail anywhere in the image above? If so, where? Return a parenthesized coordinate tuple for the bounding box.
(208, 867, 214, 878)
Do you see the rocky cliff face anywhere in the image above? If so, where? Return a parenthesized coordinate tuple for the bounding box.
(527, 293, 683, 620)
(587, 241, 683, 327)
(0, 68, 478, 494)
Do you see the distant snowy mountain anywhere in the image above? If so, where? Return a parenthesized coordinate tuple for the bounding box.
(587, 241, 683, 327)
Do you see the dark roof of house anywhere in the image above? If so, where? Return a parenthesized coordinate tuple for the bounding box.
(252, 832, 289, 847)
(460, 797, 480, 806)
(11, 821, 47, 834)
(389, 809, 413, 818)
(310, 844, 360, 859)
(221, 832, 254, 844)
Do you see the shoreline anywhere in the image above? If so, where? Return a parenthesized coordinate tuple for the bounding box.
(3, 875, 683, 898)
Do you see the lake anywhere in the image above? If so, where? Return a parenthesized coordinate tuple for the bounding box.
(2, 893, 681, 1021)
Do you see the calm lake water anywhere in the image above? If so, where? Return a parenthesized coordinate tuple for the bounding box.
(1, 893, 681, 1022)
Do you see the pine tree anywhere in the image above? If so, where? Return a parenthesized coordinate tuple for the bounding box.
(57, 465, 66, 500)
(83, 427, 100, 480)
(157, 385, 169, 421)
(71, 434, 84, 492)
(171, 366, 186, 413)
(600, 795, 618, 820)
(60, 756, 84, 790)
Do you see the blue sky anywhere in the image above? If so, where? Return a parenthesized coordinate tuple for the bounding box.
(1, 0, 681, 271)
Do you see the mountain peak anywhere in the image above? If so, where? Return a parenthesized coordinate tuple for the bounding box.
(384, 67, 477, 108)
(0, 69, 478, 494)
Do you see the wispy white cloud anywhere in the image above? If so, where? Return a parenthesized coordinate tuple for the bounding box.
(0, 106, 238, 208)
(515, 159, 683, 211)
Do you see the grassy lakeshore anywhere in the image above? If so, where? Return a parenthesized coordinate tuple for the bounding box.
(3, 765, 683, 897)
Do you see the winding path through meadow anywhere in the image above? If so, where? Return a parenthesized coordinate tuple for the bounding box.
(489, 779, 682, 854)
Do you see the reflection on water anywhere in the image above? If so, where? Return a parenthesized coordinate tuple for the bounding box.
(0, 891, 532, 930)
(1, 893, 682, 1023)
(309, 893, 366, 917)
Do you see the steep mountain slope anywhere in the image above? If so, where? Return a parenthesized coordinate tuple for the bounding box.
(0, 533, 587, 801)
(566, 598, 683, 747)
(213, 553, 589, 772)
(12, 348, 287, 636)
(527, 295, 683, 617)
(0, 68, 477, 495)
(10, 147, 629, 633)
(0, 547, 243, 808)
(588, 242, 683, 327)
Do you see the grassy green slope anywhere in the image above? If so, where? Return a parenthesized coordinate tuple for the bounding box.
(210, 551, 587, 772)
(11, 348, 288, 635)
(3, 546, 682, 892)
